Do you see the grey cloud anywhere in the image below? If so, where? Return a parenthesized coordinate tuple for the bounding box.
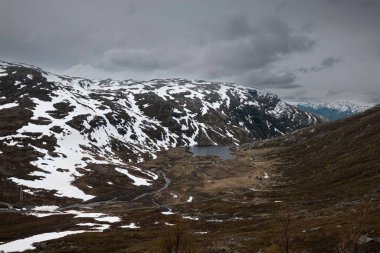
(326, 0, 380, 8)
(297, 67, 309, 73)
(0, 0, 378, 103)
(323, 0, 380, 36)
(127, 2, 137, 15)
(310, 57, 342, 71)
(281, 89, 316, 102)
(365, 93, 380, 104)
(237, 70, 301, 89)
(99, 48, 184, 71)
(93, 16, 314, 89)
(326, 89, 342, 97)
(298, 57, 342, 73)
(321, 57, 341, 68)
(0, 0, 142, 68)
(199, 18, 315, 79)
(254, 72, 300, 89)
(210, 16, 255, 41)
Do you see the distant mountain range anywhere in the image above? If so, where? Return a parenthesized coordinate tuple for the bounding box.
(0, 61, 320, 202)
(289, 101, 372, 120)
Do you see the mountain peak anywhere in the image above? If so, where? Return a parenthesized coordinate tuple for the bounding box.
(289, 100, 372, 120)
(0, 62, 320, 201)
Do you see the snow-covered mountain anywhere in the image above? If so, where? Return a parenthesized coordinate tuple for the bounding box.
(290, 101, 371, 121)
(0, 61, 320, 202)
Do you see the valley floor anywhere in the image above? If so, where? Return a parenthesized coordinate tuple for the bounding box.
(1, 143, 379, 252)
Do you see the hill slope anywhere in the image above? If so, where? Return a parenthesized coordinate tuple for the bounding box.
(247, 104, 380, 196)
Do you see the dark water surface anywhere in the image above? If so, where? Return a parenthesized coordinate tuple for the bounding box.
(188, 146, 235, 160)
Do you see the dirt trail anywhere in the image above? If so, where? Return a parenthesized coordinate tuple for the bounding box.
(133, 171, 171, 201)
(0, 201, 13, 209)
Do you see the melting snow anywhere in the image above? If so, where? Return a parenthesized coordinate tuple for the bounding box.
(161, 210, 175, 215)
(121, 223, 140, 229)
(115, 167, 152, 186)
(77, 223, 98, 227)
(32, 205, 59, 212)
(182, 215, 199, 221)
(95, 216, 121, 223)
(0, 215, 115, 252)
(77, 223, 110, 231)
(65, 210, 120, 223)
(0, 102, 18, 110)
(0, 230, 86, 252)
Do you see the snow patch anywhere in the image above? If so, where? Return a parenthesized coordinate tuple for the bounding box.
(115, 167, 152, 186)
(32, 205, 59, 212)
(121, 223, 140, 229)
(0, 230, 86, 252)
(182, 215, 199, 221)
(0, 102, 18, 110)
(95, 216, 121, 223)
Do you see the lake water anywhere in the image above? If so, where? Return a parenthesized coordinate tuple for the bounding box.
(188, 146, 235, 160)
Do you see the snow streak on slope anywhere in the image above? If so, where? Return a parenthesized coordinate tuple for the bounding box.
(0, 230, 87, 252)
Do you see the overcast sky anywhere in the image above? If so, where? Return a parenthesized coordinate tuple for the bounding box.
(0, 0, 379, 103)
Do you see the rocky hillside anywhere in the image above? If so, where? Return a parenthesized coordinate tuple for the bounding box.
(0, 61, 320, 202)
